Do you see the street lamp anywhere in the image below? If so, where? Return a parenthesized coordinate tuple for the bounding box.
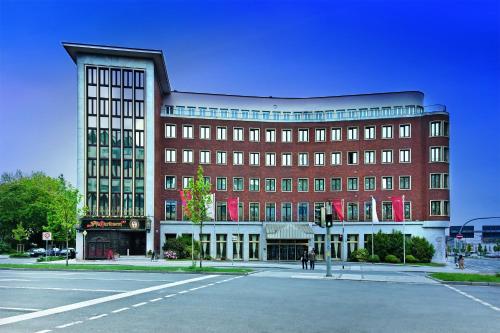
(82, 230, 87, 261)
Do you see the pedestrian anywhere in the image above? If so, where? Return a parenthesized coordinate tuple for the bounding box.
(308, 249, 316, 270)
(301, 249, 309, 270)
(458, 254, 464, 270)
(151, 250, 156, 262)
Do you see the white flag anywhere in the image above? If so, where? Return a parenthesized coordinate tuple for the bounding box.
(206, 193, 215, 219)
(371, 196, 379, 223)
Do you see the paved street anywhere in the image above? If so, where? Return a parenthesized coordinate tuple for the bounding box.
(0, 268, 498, 333)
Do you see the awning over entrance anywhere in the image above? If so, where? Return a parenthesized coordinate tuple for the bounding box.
(265, 223, 314, 240)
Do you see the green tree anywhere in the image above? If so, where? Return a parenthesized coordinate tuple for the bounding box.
(45, 176, 83, 266)
(466, 243, 472, 253)
(12, 222, 29, 252)
(185, 166, 212, 268)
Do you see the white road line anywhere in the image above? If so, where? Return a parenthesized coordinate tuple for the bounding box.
(178, 290, 189, 294)
(164, 294, 176, 298)
(0, 306, 41, 312)
(207, 283, 215, 286)
(149, 298, 162, 302)
(88, 314, 108, 320)
(443, 284, 500, 313)
(56, 321, 83, 328)
(111, 307, 129, 313)
(34, 330, 52, 333)
(0, 274, 218, 326)
(132, 302, 147, 307)
(0, 285, 126, 293)
(0, 279, 31, 282)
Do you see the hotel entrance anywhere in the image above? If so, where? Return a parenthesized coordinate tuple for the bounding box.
(267, 240, 308, 261)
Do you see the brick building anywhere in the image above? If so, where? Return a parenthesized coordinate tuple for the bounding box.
(64, 43, 450, 262)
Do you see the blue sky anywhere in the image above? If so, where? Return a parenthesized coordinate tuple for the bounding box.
(0, 0, 499, 224)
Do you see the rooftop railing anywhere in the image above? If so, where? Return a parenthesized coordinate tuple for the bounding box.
(160, 104, 446, 122)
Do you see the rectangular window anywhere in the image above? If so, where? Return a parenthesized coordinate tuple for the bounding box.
(347, 151, 358, 165)
(399, 149, 411, 163)
(265, 203, 276, 221)
(165, 124, 176, 138)
(405, 202, 411, 220)
(347, 177, 358, 191)
(233, 127, 243, 141)
(165, 149, 176, 163)
(331, 178, 342, 191)
(382, 150, 393, 163)
(298, 153, 309, 166)
(281, 203, 292, 222)
(216, 151, 227, 165)
(249, 128, 260, 142)
(87, 67, 97, 85)
(331, 128, 342, 141)
(347, 203, 359, 221)
(200, 151, 210, 164)
(281, 153, 292, 166)
(249, 178, 260, 192)
(200, 126, 211, 140)
(382, 125, 393, 139)
(282, 129, 292, 142)
(347, 127, 358, 140)
(298, 202, 308, 222)
(364, 202, 372, 221)
(314, 202, 324, 223)
(281, 178, 292, 192)
(265, 178, 276, 192)
(265, 129, 276, 142)
(233, 177, 244, 191)
(233, 152, 243, 165)
(265, 152, 276, 166)
(430, 146, 449, 162)
(216, 177, 227, 191)
(364, 177, 375, 191)
(430, 121, 447, 137)
(364, 151, 375, 164)
(249, 203, 260, 221)
(183, 125, 194, 139)
(399, 124, 411, 138)
(382, 202, 393, 220)
(298, 178, 309, 192)
(382, 176, 393, 190)
(216, 126, 227, 140)
(314, 152, 325, 166)
(165, 200, 177, 220)
(165, 176, 176, 189)
(364, 126, 375, 140)
(183, 176, 193, 189)
(331, 152, 342, 165)
(430, 173, 448, 189)
(430, 200, 449, 216)
(315, 128, 326, 142)
(314, 178, 325, 192)
(399, 176, 411, 190)
(249, 152, 260, 166)
(183, 150, 193, 163)
(298, 129, 309, 142)
(216, 202, 227, 221)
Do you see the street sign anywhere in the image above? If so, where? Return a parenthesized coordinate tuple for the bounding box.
(42, 232, 52, 241)
(456, 234, 463, 240)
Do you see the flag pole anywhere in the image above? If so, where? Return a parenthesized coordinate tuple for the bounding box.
(371, 196, 374, 259)
(403, 195, 406, 265)
(342, 199, 345, 267)
(237, 197, 240, 261)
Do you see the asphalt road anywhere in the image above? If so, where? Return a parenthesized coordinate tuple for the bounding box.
(461, 257, 500, 273)
(0, 269, 498, 333)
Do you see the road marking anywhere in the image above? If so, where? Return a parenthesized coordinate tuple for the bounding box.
(0, 274, 218, 326)
(88, 314, 108, 320)
(111, 307, 129, 313)
(207, 283, 215, 286)
(0, 279, 31, 282)
(164, 294, 176, 298)
(132, 302, 147, 307)
(56, 321, 83, 328)
(0, 306, 41, 312)
(149, 298, 162, 302)
(0, 285, 126, 293)
(178, 290, 189, 294)
(443, 284, 500, 312)
(34, 330, 52, 333)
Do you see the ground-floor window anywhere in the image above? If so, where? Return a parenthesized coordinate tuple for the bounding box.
(331, 234, 342, 259)
(233, 234, 243, 260)
(314, 234, 325, 260)
(216, 234, 227, 259)
(201, 234, 210, 258)
(249, 234, 259, 260)
(347, 234, 359, 258)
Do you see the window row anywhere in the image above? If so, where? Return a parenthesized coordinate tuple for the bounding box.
(86, 67, 144, 89)
(88, 129, 144, 148)
(86, 192, 144, 216)
(87, 98, 144, 118)
(165, 176, 413, 192)
(164, 149, 416, 165)
(88, 159, 145, 178)
(165, 124, 414, 142)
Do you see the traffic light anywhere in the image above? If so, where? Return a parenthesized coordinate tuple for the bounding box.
(325, 203, 333, 227)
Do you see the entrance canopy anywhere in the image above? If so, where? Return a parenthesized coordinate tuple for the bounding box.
(265, 223, 314, 240)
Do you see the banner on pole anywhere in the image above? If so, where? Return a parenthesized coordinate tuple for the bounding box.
(391, 196, 404, 222)
(227, 197, 239, 222)
(332, 199, 344, 221)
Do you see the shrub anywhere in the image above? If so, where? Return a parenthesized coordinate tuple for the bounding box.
(409, 236, 435, 263)
(164, 250, 177, 259)
(9, 253, 30, 258)
(385, 254, 401, 264)
(368, 254, 380, 263)
(162, 236, 200, 259)
(349, 248, 369, 262)
(37, 256, 65, 262)
(405, 254, 418, 263)
(0, 240, 12, 254)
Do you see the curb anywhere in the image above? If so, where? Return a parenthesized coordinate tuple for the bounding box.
(426, 275, 500, 287)
(0, 267, 251, 276)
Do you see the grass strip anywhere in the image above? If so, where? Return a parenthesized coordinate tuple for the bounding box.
(408, 262, 446, 267)
(430, 272, 500, 283)
(0, 263, 251, 274)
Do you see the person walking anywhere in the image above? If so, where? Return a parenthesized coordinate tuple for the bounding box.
(308, 249, 316, 270)
(301, 249, 309, 270)
(151, 250, 156, 262)
(458, 254, 464, 270)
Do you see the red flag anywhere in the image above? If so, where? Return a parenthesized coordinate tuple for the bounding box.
(180, 190, 192, 216)
(227, 197, 239, 222)
(332, 199, 344, 221)
(391, 196, 404, 222)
